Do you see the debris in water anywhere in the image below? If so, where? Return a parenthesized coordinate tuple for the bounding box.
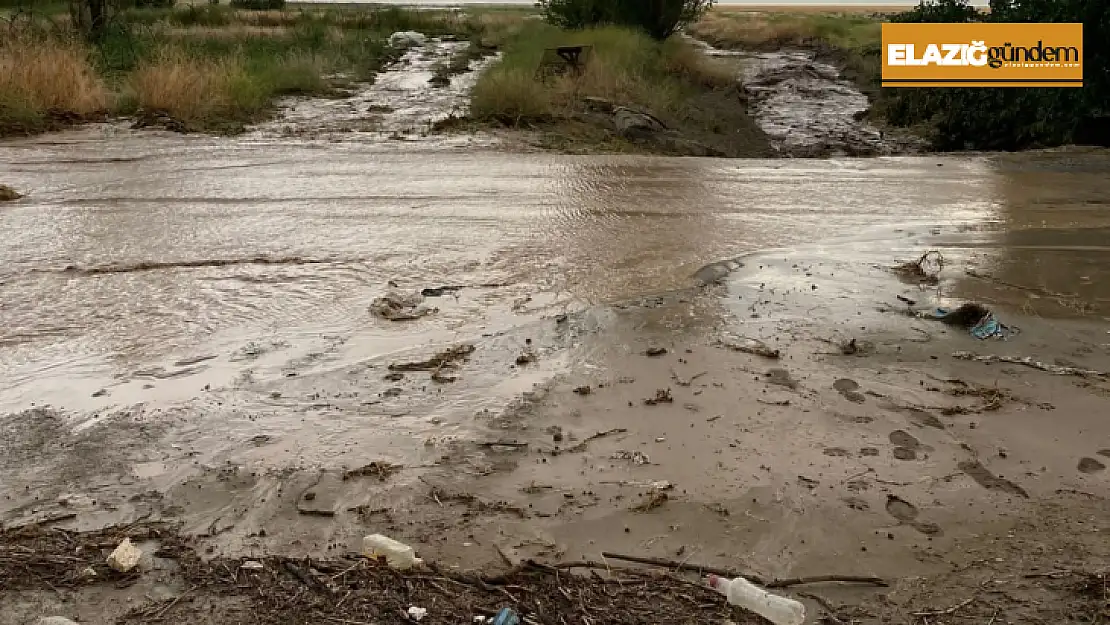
(611, 450, 651, 465)
(952, 351, 1108, 379)
(643, 388, 673, 405)
(573, 385, 592, 395)
(632, 489, 669, 512)
(0, 185, 23, 201)
(370, 290, 437, 321)
(343, 461, 402, 481)
(407, 606, 428, 621)
(389, 344, 475, 382)
(892, 250, 944, 285)
(719, 336, 780, 359)
(923, 303, 1017, 339)
(240, 560, 264, 570)
(515, 349, 536, 365)
(645, 346, 668, 357)
(421, 285, 463, 297)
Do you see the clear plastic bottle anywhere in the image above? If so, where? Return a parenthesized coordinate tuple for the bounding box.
(707, 574, 806, 625)
(362, 534, 424, 569)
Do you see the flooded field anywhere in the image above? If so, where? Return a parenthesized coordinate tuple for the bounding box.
(2, 36, 1109, 625)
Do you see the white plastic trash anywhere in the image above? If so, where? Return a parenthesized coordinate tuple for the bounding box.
(707, 574, 806, 625)
(363, 534, 424, 569)
(407, 606, 428, 621)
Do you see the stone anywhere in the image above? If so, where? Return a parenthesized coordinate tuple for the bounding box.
(106, 537, 142, 573)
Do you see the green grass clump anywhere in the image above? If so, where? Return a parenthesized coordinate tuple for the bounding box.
(470, 21, 736, 125)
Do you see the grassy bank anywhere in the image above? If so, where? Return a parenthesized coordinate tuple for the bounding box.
(688, 10, 884, 98)
(466, 21, 768, 156)
(0, 4, 523, 136)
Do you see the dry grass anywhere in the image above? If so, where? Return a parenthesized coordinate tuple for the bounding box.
(164, 24, 292, 39)
(0, 37, 111, 118)
(688, 10, 881, 51)
(128, 49, 242, 121)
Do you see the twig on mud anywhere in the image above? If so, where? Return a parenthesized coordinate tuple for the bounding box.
(598, 552, 887, 588)
(911, 596, 976, 617)
(153, 584, 198, 619)
(2, 511, 77, 531)
(797, 592, 844, 625)
(952, 351, 1109, 379)
(564, 428, 629, 452)
(477, 441, 529, 449)
(767, 574, 888, 589)
(321, 617, 375, 625)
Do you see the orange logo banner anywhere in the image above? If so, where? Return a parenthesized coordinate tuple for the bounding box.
(881, 23, 1083, 87)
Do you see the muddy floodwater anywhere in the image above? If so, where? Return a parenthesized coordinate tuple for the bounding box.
(2, 83, 1110, 623)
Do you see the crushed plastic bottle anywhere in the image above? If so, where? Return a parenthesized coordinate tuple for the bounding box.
(362, 534, 424, 569)
(707, 574, 806, 625)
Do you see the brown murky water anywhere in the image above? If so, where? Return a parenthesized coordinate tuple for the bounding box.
(2, 140, 1109, 419)
(1, 135, 1106, 511)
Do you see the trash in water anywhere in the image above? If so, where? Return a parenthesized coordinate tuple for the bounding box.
(106, 537, 143, 573)
(708, 574, 806, 625)
(240, 560, 264, 570)
(923, 303, 1016, 339)
(492, 607, 520, 625)
(407, 606, 428, 621)
(892, 250, 944, 285)
(370, 289, 437, 321)
(611, 450, 651, 465)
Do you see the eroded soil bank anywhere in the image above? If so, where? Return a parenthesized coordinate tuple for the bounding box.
(2, 137, 1109, 624)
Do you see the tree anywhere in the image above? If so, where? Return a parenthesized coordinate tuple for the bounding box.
(539, 0, 715, 40)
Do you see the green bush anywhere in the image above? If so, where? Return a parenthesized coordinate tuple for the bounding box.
(878, 0, 1109, 150)
(540, 0, 715, 40)
(229, 0, 285, 10)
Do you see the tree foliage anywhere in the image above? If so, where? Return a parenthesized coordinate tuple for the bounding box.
(539, 0, 715, 40)
(879, 0, 1109, 150)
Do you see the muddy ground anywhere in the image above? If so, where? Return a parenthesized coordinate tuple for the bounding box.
(2, 25, 1110, 625)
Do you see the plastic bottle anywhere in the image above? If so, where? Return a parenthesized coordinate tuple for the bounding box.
(362, 534, 424, 569)
(707, 574, 806, 625)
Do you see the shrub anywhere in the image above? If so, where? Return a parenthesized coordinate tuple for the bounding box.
(878, 0, 1109, 150)
(0, 36, 111, 131)
(229, 0, 285, 10)
(540, 0, 715, 40)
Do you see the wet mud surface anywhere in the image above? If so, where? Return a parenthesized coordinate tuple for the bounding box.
(251, 37, 498, 146)
(2, 115, 1110, 624)
(695, 41, 921, 156)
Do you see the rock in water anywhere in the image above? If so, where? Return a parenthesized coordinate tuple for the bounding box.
(389, 31, 427, 49)
(106, 537, 142, 573)
(613, 106, 667, 139)
(0, 184, 22, 201)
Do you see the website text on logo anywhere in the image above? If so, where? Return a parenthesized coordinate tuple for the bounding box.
(881, 23, 1083, 87)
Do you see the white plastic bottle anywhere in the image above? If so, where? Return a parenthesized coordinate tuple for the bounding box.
(707, 574, 806, 625)
(362, 534, 424, 569)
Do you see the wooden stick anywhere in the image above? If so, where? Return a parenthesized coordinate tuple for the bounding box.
(599, 552, 888, 588)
